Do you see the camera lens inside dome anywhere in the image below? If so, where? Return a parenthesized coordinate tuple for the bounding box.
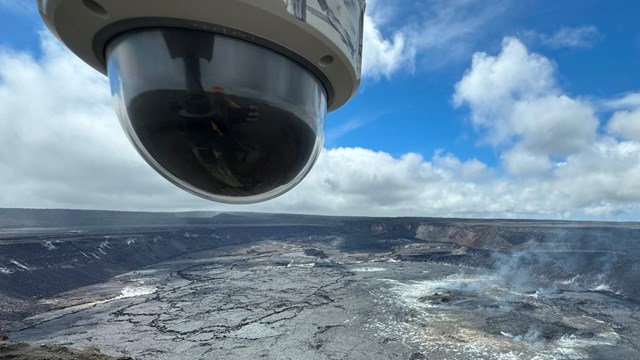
(106, 28, 326, 203)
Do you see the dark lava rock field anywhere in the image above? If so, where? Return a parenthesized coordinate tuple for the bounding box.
(1, 209, 639, 359)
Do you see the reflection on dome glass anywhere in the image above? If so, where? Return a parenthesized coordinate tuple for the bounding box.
(107, 28, 326, 203)
(127, 90, 317, 197)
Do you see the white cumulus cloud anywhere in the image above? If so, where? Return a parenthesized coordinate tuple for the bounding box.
(453, 36, 640, 217)
(361, 0, 510, 79)
(0, 32, 208, 211)
(361, 12, 413, 80)
(500, 146, 552, 178)
(454, 37, 559, 138)
(608, 108, 640, 141)
(454, 37, 598, 158)
(511, 95, 598, 156)
(604, 93, 640, 110)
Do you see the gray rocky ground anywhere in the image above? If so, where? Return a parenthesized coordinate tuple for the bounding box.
(7, 239, 640, 359)
(0, 332, 131, 360)
(1, 210, 640, 359)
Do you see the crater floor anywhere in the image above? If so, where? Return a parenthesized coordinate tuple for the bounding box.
(9, 240, 640, 360)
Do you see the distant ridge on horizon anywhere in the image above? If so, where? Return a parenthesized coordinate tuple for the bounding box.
(1, 207, 638, 230)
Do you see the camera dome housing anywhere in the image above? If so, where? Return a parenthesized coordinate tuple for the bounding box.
(108, 28, 325, 202)
(38, 0, 365, 203)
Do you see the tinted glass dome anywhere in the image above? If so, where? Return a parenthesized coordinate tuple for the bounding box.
(106, 28, 326, 203)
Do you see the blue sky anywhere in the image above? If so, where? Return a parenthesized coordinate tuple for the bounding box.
(2, 0, 640, 219)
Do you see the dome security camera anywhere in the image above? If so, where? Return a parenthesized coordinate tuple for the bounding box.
(38, 0, 365, 203)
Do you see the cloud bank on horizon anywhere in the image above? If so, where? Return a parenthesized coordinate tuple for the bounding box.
(1, 1, 640, 219)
